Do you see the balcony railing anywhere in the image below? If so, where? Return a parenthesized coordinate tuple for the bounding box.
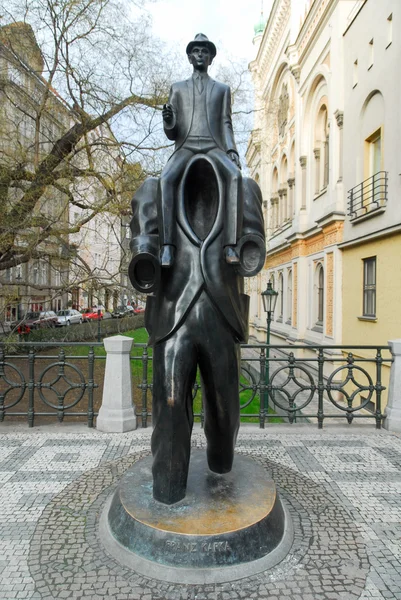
(347, 171, 388, 220)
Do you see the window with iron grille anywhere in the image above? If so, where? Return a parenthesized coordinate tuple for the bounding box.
(363, 257, 376, 317)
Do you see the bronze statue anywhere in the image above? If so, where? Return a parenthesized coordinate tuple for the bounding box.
(159, 33, 242, 268)
(129, 34, 265, 505)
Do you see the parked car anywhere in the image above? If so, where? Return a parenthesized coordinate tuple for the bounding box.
(17, 311, 58, 330)
(92, 305, 105, 313)
(112, 306, 129, 318)
(125, 305, 135, 314)
(81, 308, 103, 321)
(56, 309, 83, 326)
(133, 307, 145, 314)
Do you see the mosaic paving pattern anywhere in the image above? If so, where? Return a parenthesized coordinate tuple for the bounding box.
(0, 428, 401, 599)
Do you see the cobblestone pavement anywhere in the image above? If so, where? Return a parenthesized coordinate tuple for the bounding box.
(1, 424, 401, 599)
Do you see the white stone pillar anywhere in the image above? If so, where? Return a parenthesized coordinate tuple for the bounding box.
(384, 339, 401, 433)
(97, 335, 137, 432)
(314, 147, 321, 194)
(299, 156, 307, 209)
(335, 110, 344, 182)
(278, 189, 284, 225)
(287, 177, 295, 219)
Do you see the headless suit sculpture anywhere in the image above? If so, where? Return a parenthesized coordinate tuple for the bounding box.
(129, 34, 266, 505)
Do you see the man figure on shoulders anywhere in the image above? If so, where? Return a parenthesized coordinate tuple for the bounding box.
(159, 33, 242, 267)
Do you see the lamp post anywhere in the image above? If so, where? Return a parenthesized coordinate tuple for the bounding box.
(261, 281, 278, 424)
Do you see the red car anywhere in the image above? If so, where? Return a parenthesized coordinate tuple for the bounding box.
(16, 311, 58, 330)
(134, 307, 145, 314)
(81, 308, 103, 321)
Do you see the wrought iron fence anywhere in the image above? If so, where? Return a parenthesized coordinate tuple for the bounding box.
(0, 341, 393, 429)
(347, 171, 388, 220)
(242, 344, 392, 429)
(0, 342, 103, 427)
(135, 343, 392, 430)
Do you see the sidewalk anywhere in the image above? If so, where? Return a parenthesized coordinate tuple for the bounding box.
(1, 423, 401, 599)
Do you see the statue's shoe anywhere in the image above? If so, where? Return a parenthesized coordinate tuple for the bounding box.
(160, 245, 175, 268)
(224, 246, 240, 265)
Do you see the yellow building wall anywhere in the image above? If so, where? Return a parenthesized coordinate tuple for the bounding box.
(342, 234, 401, 411)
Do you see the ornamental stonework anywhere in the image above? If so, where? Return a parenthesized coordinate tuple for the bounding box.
(305, 234, 325, 256)
(259, 0, 291, 82)
(266, 247, 292, 269)
(298, 0, 331, 58)
(323, 222, 344, 247)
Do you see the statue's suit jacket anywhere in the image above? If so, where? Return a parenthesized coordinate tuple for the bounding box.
(130, 159, 265, 347)
(164, 77, 238, 155)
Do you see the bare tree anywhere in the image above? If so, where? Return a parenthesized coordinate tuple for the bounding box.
(0, 0, 179, 276)
(0, 2, 256, 326)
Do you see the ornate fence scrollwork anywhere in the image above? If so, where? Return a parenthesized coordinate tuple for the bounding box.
(0, 342, 99, 427)
(269, 353, 316, 424)
(0, 357, 27, 421)
(250, 344, 389, 429)
(37, 349, 87, 422)
(0, 341, 391, 429)
(239, 365, 258, 409)
(326, 353, 375, 424)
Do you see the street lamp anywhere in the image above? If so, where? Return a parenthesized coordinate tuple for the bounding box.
(261, 281, 278, 424)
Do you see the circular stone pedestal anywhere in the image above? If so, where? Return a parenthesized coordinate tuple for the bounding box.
(100, 450, 292, 584)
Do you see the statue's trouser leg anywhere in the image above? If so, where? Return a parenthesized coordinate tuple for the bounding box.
(151, 292, 240, 502)
(151, 324, 198, 504)
(158, 148, 194, 246)
(207, 148, 243, 247)
(193, 293, 241, 474)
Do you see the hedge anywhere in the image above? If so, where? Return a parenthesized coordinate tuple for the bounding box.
(0, 314, 145, 352)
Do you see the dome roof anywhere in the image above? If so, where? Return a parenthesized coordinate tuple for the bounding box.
(254, 13, 266, 36)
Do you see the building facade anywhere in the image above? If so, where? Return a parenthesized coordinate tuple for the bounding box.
(247, 0, 399, 408)
(340, 0, 400, 408)
(247, 0, 359, 356)
(0, 22, 123, 324)
(0, 23, 70, 322)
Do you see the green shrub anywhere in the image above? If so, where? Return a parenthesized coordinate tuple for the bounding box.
(0, 314, 145, 352)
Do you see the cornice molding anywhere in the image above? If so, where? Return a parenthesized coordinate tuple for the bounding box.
(296, 0, 334, 63)
(256, 0, 291, 86)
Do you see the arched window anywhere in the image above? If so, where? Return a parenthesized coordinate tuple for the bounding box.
(314, 103, 329, 193)
(271, 168, 279, 231)
(278, 272, 284, 321)
(287, 269, 292, 324)
(315, 264, 324, 326)
(279, 155, 288, 225)
(288, 142, 296, 219)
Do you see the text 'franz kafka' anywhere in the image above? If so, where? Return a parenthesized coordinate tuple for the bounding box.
(165, 540, 231, 554)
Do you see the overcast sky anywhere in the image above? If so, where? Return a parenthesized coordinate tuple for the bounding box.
(144, 0, 266, 65)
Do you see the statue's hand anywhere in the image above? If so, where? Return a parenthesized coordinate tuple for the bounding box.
(228, 151, 242, 170)
(162, 103, 174, 125)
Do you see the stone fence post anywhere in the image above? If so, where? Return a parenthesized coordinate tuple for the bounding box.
(96, 335, 137, 432)
(383, 339, 401, 433)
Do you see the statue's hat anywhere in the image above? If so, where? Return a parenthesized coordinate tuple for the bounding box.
(186, 33, 217, 58)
